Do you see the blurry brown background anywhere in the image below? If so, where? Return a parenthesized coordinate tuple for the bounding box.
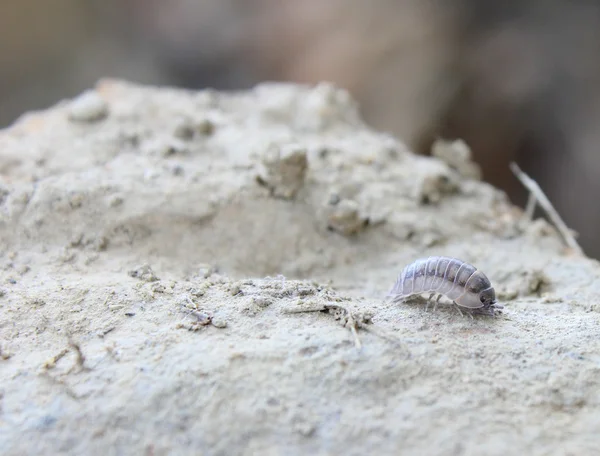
(2, 0, 599, 257)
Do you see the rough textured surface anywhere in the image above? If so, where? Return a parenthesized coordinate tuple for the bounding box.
(0, 79, 599, 455)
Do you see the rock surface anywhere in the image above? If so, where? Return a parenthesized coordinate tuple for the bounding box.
(0, 80, 599, 455)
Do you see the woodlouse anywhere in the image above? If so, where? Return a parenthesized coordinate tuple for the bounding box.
(387, 256, 502, 316)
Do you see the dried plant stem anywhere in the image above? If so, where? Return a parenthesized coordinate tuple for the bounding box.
(510, 162, 583, 255)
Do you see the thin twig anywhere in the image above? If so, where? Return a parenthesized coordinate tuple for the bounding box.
(345, 314, 363, 350)
(285, 303, 407, 352)
(281, 306, 326, 314)
(68, 339, 89, 371)
(524, 191, 537, 222)
(510, 162, 583, 255)
(283, 304, 365, 349)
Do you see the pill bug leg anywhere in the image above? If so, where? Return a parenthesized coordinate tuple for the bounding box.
(453, 302, 465, 317)
(433, 294, 442, 312)
(425, 293, 435, 311)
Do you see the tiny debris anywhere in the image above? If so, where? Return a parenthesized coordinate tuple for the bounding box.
(414, 170, 459, 205)
(188, 286, 206, 298)
(431, 138, 482, 180)
(325, 198, 369, 236)
(522, 269, 551, 295)
(541, 294, 563, 304)
(178, 309, 215, 331)
(93, 236, 109, 252)
(56, 247, 77, 264)
(211, 316, 228, 328)
(174, 117, 215, 139)
(178, 294, 198, 310)
(524, 218, 556, 239)
(173, 117, 196, 140)
(284, 303, 388, 350)
(196, 118, 215, 136)
(98, 326, 116, 338)
(197, 264, 216, 279)
(1, 345, 13, 360)
(68, 90, 108, 123)
(295, 286, 316, 297)
(108, 194, 124, 207)
(252, 296, 272, 308)
(150, 281, 173, 296)
(68, 339, 88, 371)
(256, 143, 308, 199)
(497, 287, 519, 301)
(303, 82, 360, 130)
(146, 136, 189, 157)
(229, 283, 242, 296)
(0, 186, 9, 206)
(43, 348, 69, 369)
(497, 267, 551, 298)
(292, 417, 316, 437)
(328, 192, 341, 205)
(27, 297, 46, 307)
(421, 231, 443, 248)
(128, 264, 160, 282)
(170, 163, 185, 176)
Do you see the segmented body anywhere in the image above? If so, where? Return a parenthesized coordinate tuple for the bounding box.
(388, 256, 500, 315)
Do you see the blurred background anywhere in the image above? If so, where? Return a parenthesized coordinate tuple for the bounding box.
(2, 0, 599, 257)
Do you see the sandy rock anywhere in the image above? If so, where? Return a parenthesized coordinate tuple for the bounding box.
(0, 79, 599, 456)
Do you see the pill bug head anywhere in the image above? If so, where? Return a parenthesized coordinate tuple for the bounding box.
(455, 269, 500, 315)
(476, 286, 503, 316)
(479, 286, 496, 308)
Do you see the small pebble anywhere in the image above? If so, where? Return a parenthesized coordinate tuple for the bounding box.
(211, 317, 228, 328)
(173, 118, 195, 140)
(146, 137, 188, 157)
(326, 199, 368, 236)
(128, 264, 159, 282)
(68, 91, 108, 123)
(252, 296, 272, 308)
(171, 164, 185, 176)
(108, 195, 124, 207)
(197, 118, 215, 136)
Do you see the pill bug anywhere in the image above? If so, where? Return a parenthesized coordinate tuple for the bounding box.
(387, 256, 502, 316)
